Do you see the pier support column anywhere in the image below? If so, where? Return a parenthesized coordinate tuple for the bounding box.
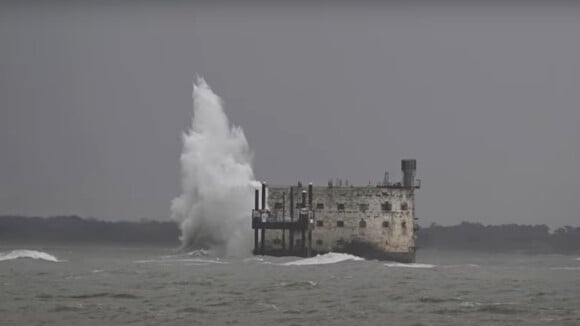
(289, 187, 294, 252)
(261, 228, 265, 255)
(260, 183, 267, 255)
(254, 189, 259, 254)
(282, 192, 286, 250)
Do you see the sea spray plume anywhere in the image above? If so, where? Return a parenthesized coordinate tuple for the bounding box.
(171, 77, 258, 256)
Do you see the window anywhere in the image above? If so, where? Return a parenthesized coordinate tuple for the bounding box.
(336, 239, 345, 245)
(337, 203, 345, 212)
(401, 202, 408, 211)
(295, 202, 303, 209)
(337, 221, 345, 227)
(273, 239, 282, 244)
(316, 203, 324, 210)
(402, 221, 407, 229)
(359, 203, 369, 213)
(359, 219, 367, 228)
(315, 239, 323, 245)
(274, 202, 283, 209)
(316, 220, 324, 227)
(381, 202, 392, 212)
(382, 221, 390, 228)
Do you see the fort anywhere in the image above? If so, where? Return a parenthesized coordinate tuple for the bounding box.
(251, 159, 420, 263)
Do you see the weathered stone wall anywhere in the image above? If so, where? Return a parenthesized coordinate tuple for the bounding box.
(263, 185, 416, 254)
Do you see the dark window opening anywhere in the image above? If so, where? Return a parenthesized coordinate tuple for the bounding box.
(402, 221, 407, 229)
(273, 239, 282, 244)
(295, 203, 303, 209)
(337, 221, 345, 227)
(315, 239, 323, 245)
(359, 219, 367, 228)
(336, 239, 345, 245)
(337, 203, 345, 212)
(316, 203, 324, 210)
(382, 221, 390, 228)
(401, 202, 408, 211)
(274, 202, 283, 209)
(295, 239, 302, 247)
(316, 220, 324, 227)
(359, 203, 369, 213)
(381, 202, 392, 212)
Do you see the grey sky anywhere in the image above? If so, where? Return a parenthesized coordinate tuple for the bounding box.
(1, 2, 578, 227)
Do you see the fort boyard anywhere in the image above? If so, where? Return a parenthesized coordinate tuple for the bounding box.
(251, 159, 420, 263)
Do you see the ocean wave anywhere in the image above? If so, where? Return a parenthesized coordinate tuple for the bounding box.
(384, 262, 436, 268)
(282, 253, 364, 266)
(187, 249, 211, 257)
(550, 266, 580, 271)
(459, 301, 521, 314)
(0, 249, 60, 262)
(134, 258, 227, 265)
(441, 264, 480, 268)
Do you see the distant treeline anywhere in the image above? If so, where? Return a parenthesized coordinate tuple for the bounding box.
(1, 216, 579, 253)
(0, 215, 180, 245)
(417, 222, 580, 254)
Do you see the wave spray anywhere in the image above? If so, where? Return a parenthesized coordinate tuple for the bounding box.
(171, 77, 257, 256)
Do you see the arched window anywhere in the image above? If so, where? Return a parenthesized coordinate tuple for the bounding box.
(382, 221, 390, 228)
(359, 219, 367, 228)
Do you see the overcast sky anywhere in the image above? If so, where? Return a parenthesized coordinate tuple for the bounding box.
(0, 2, 578, 227)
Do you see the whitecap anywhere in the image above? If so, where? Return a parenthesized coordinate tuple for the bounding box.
(0, 250, 60, 262)
(550, 266, 580, 271)
(243, 257, 265, 263)
(282, 253, 364, 266)
(459, 301, 480, 308)
(384, 262, 436, 268)
(134, 258, 227, 265)
(441, 264, 480, 268)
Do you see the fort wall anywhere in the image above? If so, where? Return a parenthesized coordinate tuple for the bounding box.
(264, 185, 416, 255)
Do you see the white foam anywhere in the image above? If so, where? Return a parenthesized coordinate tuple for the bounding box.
(134, 258, 227, 265)
(551, 266, 580, 271)
(0, 250, 60, 262)
(243, 257, 265, 263)
(384, 262, 436, 268)
(441, 264, 480, 268)
(282, 253, 364, 266)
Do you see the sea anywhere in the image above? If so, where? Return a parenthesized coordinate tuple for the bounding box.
(1, 244, 579, 325)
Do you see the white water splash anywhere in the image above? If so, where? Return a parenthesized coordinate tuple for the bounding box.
(282, 253, 364, 266)
(171, 77, 258, 256)
(0, 250, 60, 262)
(384, 262, 436, 269)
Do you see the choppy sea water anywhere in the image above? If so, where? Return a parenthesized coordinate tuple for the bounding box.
(1, 244, 579, 325)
